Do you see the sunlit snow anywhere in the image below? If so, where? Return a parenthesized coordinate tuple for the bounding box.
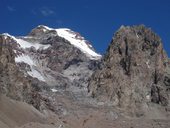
(51, 88, 58, 92)
(2, 33, 51, 50)
(27, 68, 45, 82)
(15, 55, 35, 66)
(15, 38, 50, 50)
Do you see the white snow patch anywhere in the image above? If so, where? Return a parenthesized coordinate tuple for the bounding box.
(15, 38, 50, 50)
(13, 50, 17, 54)
(38, 25, 53, 31)
(146, 60, 150, 68)
(4, 36, 7, 40)
(22, 36, 34, 39)
(27, 68, 45, 82)
(15, 55, 35, 66)
(51, 88, 58, 92)
(42, 28, 47, 32)
(1, 33, 50, 50)
(136, 33, 139, 38)
(146, 95, 150, 100)
(2, 35, 8, 40)
(58, 124, 63, 128)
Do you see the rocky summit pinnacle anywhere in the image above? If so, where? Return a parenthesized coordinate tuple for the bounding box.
(0, 25, 170, 128)
(88, 25, 170, 116)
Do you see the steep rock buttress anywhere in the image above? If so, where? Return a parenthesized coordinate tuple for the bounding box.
(88, 25, 170, 116)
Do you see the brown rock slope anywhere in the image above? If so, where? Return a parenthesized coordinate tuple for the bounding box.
(88, 25, 170, 117)
(0, 95, 45, 128)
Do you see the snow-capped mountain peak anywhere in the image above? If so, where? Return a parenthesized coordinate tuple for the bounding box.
(35, 25, 102, 60)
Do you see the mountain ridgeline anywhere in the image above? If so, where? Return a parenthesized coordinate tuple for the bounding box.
(0, 25, 170, 128)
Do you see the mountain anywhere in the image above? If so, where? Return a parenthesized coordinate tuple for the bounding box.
(0, 25, 170, 128)
(1, 25, 101, 94)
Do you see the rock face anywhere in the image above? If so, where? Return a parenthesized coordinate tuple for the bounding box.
(88, 25, 170, 115)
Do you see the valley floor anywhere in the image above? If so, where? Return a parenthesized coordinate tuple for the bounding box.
(1, 90, 169, 128)
(45, 92, 170, 128)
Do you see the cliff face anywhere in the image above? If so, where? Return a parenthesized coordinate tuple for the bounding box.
(88, 25, 170, 115)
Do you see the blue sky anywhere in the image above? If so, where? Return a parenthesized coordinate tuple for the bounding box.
(0, 0, 170, 56)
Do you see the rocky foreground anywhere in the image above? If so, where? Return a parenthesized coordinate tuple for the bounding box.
(0, 25, 170, 128)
